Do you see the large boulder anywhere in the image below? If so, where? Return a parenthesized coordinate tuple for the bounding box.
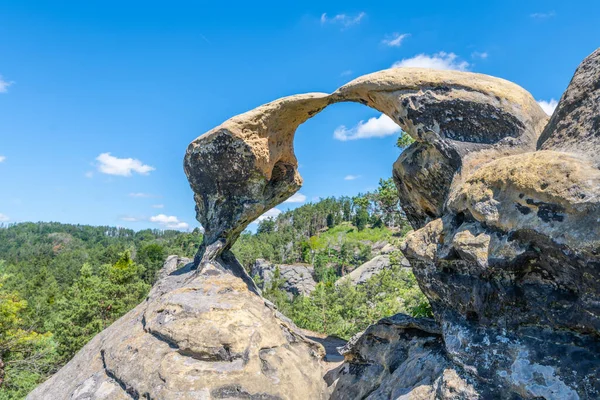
(400, 48, 600, 398)
(27, 256, 329, 400)
(251, 259, 317, 298)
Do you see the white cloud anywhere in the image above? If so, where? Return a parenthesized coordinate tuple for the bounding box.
(152, 204, 164, 209)
(84, 171, 94, 178)
(392, 52, 469, 71)
(256, 208, 282, 223)
(334, 113, 401, 141)
(471, 51, 488, 60)
(537, 99, 558, 116)
(0, 75, 13, 93)
(285, 192, 307, 203)
(531, 11, 555, 19)
(320, 12, 365, 27)
(0, 156, 5, 163)
(150, 214, 190, 230)
(129, 192, 155, 198)
(340, 70, 353, 77)
(344, 175, 360, 181)
(0, 213, 9, 222)
(120, 216, 139, 222)
(382, 33, 410, 47)
(96, 153, 155, 177)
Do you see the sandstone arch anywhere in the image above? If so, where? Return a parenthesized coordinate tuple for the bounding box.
(184, 67, 548, 268)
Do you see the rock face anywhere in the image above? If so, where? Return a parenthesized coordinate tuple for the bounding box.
(331, 315, 480, 399)
(399, 48, 600, 399)
(538, 48, 600, 165)
(27, 256, 329, 400)
(251, 259, 317, 298)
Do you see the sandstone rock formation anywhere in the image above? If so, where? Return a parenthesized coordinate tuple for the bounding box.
(251, 259, 317, 298)
(27, 256, 329, 400)
(31, 48, 600, 399)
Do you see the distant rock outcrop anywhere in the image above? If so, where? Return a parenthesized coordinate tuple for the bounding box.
(251, 259, 317, 298)
(336, 254, 410, 286)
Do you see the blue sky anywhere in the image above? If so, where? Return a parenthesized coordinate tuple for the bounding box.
(0, 0, 598, 231)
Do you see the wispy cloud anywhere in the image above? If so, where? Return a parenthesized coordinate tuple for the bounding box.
(334, 114, 401, 141)
(120, 216, 139, 222)
(95, 153, 155, 177)
(285, 192, 307, 203)
(530, 11, 555, 19)
(382, 33, 410, 47)
(320, 12, 365, 28)
(537, 99, 558, 116)
(254, 208, 282, 223)
(0, 213, 9, 222)
(344, 175, 360, 181)
(150, 214, 190, 230)
(0, 156, 5, 163)
(471, 51, 488, 60)
(0, 75, 13, 93)
(340, 70, 353, 77)
(152, 204, 164, 209)
(84, 171, 94, 178)
(129, 192, 155, 198)
(392, 52, 469, 71)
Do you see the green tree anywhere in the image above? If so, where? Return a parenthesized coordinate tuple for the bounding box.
(396, 130, 415, 149)
(0, 276, 56, 398)
(52, 253, 149, 362)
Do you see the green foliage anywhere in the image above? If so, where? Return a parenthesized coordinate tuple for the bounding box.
(0, 222, 203, 396)
(264, 252, 432, 340)
(0, 276, 56, 399)
(396, 130, 415, 149)
(52, 254, 149, 361)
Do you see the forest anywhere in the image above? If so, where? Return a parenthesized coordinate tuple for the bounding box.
(0, 177, 428, 399)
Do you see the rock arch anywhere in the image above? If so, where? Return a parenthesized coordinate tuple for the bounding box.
(184, 67, 548, 269)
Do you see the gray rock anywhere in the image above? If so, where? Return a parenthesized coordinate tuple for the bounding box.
(251, 259, 317, 298)
(538, 48, 600, 165)
(27, 256, 329, 400)
(331, 314, 480, 400)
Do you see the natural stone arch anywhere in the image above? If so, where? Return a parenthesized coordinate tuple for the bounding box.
(184, 67, 548, 271)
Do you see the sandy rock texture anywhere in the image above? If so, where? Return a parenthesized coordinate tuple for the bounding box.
(27, 256, 329, 400)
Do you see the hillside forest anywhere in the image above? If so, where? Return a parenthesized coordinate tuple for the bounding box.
(0, 174, 430, 399)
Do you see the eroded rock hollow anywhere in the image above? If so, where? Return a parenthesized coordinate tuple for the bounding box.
(28, 48, 600, 399)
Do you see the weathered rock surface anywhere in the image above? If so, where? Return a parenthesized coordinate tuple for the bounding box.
(251, 259, 317, 298)
(538, 48, 600, 165)
(400, 48, 600, 399)
(27, 256, 329, 400)
(330, 314, 480, 399)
